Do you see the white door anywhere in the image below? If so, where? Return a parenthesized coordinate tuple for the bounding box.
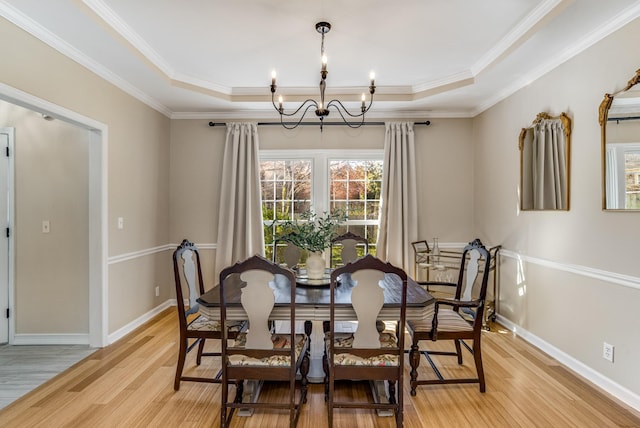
(0, 128, 13, 344)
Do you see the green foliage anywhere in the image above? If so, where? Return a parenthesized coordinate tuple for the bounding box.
(276, 209, 347, 252)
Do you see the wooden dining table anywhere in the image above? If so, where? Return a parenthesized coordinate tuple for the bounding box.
(197, 270, 435, 322)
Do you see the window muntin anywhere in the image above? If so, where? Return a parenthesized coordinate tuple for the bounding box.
(329, 160, 382, 265)
(260, 151, 383, 264)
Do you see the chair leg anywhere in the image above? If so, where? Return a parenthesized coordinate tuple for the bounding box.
(323, 349, 329, 401)
(195, 338, 205, 365)
(220, 376, 228, 428)
(455, 339, 463, 364)
(388, 380, 396, 404)
(409, 343, 420, 396)
(301, 347, 310, 404)
(174, 338, 188, 391)
(473, 339, 486, 392)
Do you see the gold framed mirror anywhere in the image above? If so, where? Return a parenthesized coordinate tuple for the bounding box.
(519, 112, 572, 210)
(599, 69, 640, 211)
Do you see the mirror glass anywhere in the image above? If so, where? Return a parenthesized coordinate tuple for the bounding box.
(600, 69, 640, 210)
(519, 112, 571, 210)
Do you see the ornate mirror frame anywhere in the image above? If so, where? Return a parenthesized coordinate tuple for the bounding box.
(599, 68, 640, 211)
(519, 112, 572, 211)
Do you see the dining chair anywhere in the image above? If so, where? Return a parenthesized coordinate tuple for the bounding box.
(219, 255, 310, 428)
(172, 239, 245, 391)
(329, 231, 368, 268)
(407, 238, 491, 395)
(323, 254, 407, 427)
(273, 238, 303, 268)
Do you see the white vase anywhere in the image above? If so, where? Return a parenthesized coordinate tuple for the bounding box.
(306, 251, 325, 280)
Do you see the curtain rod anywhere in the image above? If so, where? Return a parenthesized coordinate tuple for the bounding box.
(608, 116, 640, 122)
(208, 120, 431, 127)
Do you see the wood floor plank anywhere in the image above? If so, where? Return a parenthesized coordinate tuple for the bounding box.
(1, 308, 639, 427)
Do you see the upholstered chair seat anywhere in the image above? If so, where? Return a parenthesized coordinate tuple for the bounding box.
(228, 333, 308, 367)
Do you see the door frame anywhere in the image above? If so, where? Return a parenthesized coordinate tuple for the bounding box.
(0, 82, 108, 347)
(0, 127, 14, 345)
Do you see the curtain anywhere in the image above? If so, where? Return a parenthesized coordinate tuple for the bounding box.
(376, 122, 418, 271)
(214, 122, 265, 280)
(530, 118, 568, 209)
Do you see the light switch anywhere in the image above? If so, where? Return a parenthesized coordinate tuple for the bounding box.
(42, 220, 50, 233)
(117, 217, 124, 230)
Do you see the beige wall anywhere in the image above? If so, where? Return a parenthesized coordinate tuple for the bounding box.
(0, 17, 171, 335)
(474, 18, 640, 395)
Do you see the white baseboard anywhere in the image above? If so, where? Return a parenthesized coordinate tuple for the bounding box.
(107, 299, 176, 344)
(496, 314, 640, 412)
(12, 333, 90, 345)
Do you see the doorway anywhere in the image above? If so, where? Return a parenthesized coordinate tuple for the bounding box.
(0, 82, 107, 347)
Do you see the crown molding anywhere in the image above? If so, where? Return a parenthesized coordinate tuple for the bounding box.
(0, 2, 173, 118)
(473, 1, 640, 116)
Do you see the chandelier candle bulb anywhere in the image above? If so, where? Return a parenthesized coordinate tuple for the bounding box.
(271, 70, 276, 86)
(370, 71, 375, 86)
(278, 95, 283, 110)
(361, 93, 366, 109)
(322, 55, 327, 71)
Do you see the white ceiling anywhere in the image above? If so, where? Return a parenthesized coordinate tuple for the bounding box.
(2, 0, 640, 120)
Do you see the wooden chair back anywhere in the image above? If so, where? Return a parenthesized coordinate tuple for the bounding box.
(330, 231, 368, 268)
(218, 255, 310, 427)
(326, 254, 407, 427)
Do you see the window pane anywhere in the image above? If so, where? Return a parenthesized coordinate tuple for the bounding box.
(261, 156, 381, 258)
(625, 152, 640, 209)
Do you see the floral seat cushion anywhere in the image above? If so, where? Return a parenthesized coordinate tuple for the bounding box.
(325, 330, 400, 367)
(227, 333, 307, 367)
(187, 314, 245, 333)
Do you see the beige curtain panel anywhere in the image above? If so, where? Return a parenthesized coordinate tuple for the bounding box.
(523, 118, 568, 210)
(376, 122, 418, 271)
(214, 122, 265, 280)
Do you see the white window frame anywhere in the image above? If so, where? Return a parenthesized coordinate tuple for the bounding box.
(259, 149, 384, 215)
(606, 142, 640, 209)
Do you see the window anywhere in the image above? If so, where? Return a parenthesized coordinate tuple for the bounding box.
(260, 150, 383, 264)
(607, 144, 640, 209)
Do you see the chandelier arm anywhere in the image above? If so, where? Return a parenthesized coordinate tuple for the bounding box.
(279, 103, 319, 129)
(327, 102, 366, 128)
(271, 93, 320, 117)
(326, 99, 366, 118)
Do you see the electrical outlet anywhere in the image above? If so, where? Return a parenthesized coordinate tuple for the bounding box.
(603, 342, 614, 362)
(155, 286, 160, 297)
(42, 220, 50, 233)
(117, 217, 124, 230)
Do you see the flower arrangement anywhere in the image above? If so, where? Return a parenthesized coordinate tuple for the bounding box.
(276, 209, 347, 253)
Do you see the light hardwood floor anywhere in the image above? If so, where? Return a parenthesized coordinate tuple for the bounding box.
(0, 308, 638, 427)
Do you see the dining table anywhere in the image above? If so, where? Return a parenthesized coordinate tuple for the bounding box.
(196, 268, 434, 417)
(197, 269, 434, 322)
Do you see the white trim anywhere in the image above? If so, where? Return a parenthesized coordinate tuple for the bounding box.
(0, 82, 108, 349)
(107, 243, 217, 265)
(496, 315, 640, 412)
(1, 128, 15, 346)
(500, 249, 640, 291)
(473, 2, 640, 116)
(13, 333, 90, 346)
(107, 300, 175, 345)
(107, 244, 175, 265)
(470, 0, 564, 75)
(0, 2, 173, 118)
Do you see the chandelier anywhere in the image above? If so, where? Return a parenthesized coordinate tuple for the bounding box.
(270, 22, 375, 131)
